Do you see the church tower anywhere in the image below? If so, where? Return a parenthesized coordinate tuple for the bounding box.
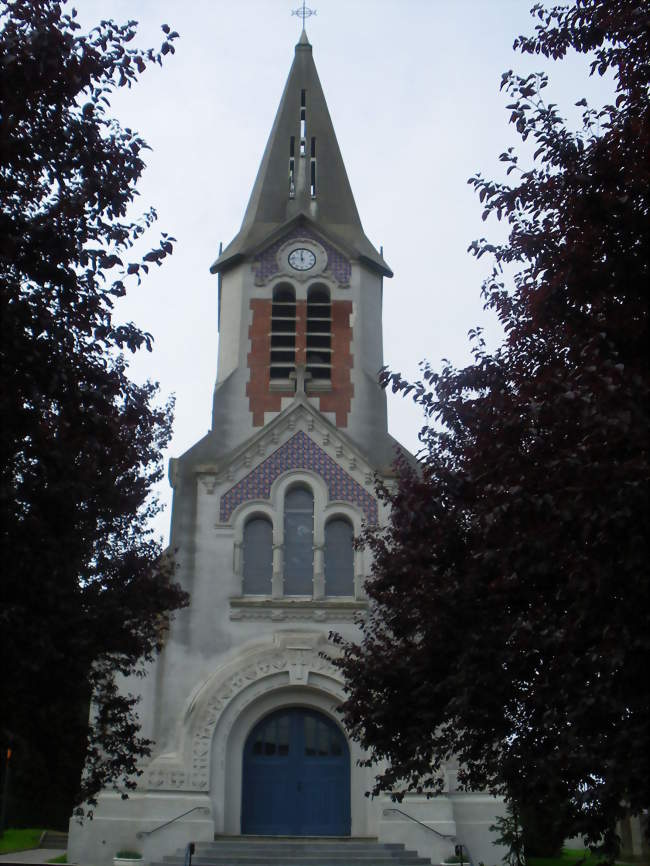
(197, 27, 395, 470)
(68, 29, 504, 866)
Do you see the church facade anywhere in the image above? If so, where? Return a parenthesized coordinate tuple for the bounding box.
(68, 31, 504, 866)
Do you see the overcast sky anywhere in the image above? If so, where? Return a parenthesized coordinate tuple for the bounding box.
(74, 1, 614, 542)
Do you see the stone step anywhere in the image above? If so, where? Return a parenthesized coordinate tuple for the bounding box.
(40, 831, 68, 850)
(177, 852, 420, 859)
(164, 857, 428, 865)
(215, 838, 383, 842)
(194, 841, 416, 852)
(151, 838, 433, 866)
(204, 840, 397, 844)
(205, 840, 401, 848)
(198, 843, 402, 848)
(185, 842, 412, 860)
(194, 841, 413, 853)
(163, 851, 430, 866)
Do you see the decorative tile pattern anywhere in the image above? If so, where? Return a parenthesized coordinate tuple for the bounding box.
(220, 430, 377, 524)
(253, 227, 351, 286)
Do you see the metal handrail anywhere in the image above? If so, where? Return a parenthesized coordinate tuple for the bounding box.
(136, 806, 210, 839)
(382, 807, 475, 866)
(382, 807, 455, 841)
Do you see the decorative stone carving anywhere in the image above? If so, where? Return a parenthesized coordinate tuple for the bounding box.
(145, 758, 187, 791)
(228, 606, 363, 623)
(189, 638, 340, 789)
(198, 474, 219, 495)
(145, 633, 345, 794)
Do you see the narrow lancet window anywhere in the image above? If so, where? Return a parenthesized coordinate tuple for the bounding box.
(300, 89, 306, 155)
(289, 137, 296, 198)
(306, 285, 331, 380)
(243, 517, 273, 595)
(284, 486, 314, 595)
(270, 284, 296, 380)
(324, 518, 354, 596)
(310, 138, 317, 197)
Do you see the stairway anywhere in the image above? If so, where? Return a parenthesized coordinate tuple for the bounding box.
(40, 831, 68, 851)
(154, 836, 433, 866)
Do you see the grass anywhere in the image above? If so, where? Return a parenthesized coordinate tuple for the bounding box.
(529, 848, 604, 866)
(48, 855, 67, 863)
(0, 828, 44, 854)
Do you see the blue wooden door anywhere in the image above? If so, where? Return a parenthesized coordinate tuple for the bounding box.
(242, 708, 350, 836)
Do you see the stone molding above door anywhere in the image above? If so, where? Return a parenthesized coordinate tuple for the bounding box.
(144, 632, 344, 793)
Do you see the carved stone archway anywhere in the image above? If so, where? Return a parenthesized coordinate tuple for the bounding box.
(145, 631, 345, 794)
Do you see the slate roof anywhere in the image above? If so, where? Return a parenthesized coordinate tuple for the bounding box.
(210, 30, 392, 277)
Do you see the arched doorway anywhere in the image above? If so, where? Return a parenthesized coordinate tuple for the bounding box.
(241, 707, 351, 836)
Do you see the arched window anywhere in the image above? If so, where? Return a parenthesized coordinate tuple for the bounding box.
(284, 486, 314, 595)
(306, 285, 331, 381)
(242, 517, 273, 594)
(270, 284, 296, 380)
(324, 517, 354, 596)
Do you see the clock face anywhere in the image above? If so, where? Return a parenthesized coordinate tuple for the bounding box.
(288, 248, 316, 271)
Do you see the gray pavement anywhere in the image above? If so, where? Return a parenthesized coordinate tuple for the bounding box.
(0, 849, 63, 863)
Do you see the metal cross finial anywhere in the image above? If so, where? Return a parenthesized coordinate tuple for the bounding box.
(291, 1, 316, 29)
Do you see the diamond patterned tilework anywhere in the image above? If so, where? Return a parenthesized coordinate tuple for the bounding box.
(253, 227, 351, 286)
(220, 430, 377, 524)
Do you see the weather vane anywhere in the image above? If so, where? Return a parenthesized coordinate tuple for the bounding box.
(291, 1, 316, 29)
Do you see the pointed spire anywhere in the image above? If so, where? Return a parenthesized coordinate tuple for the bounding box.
(211, 36, 391, 276)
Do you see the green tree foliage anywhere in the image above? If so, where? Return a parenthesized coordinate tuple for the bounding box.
(333, 0, 649, 857)
(490, 802, 526, 866)
(0, 0, 188, 824)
